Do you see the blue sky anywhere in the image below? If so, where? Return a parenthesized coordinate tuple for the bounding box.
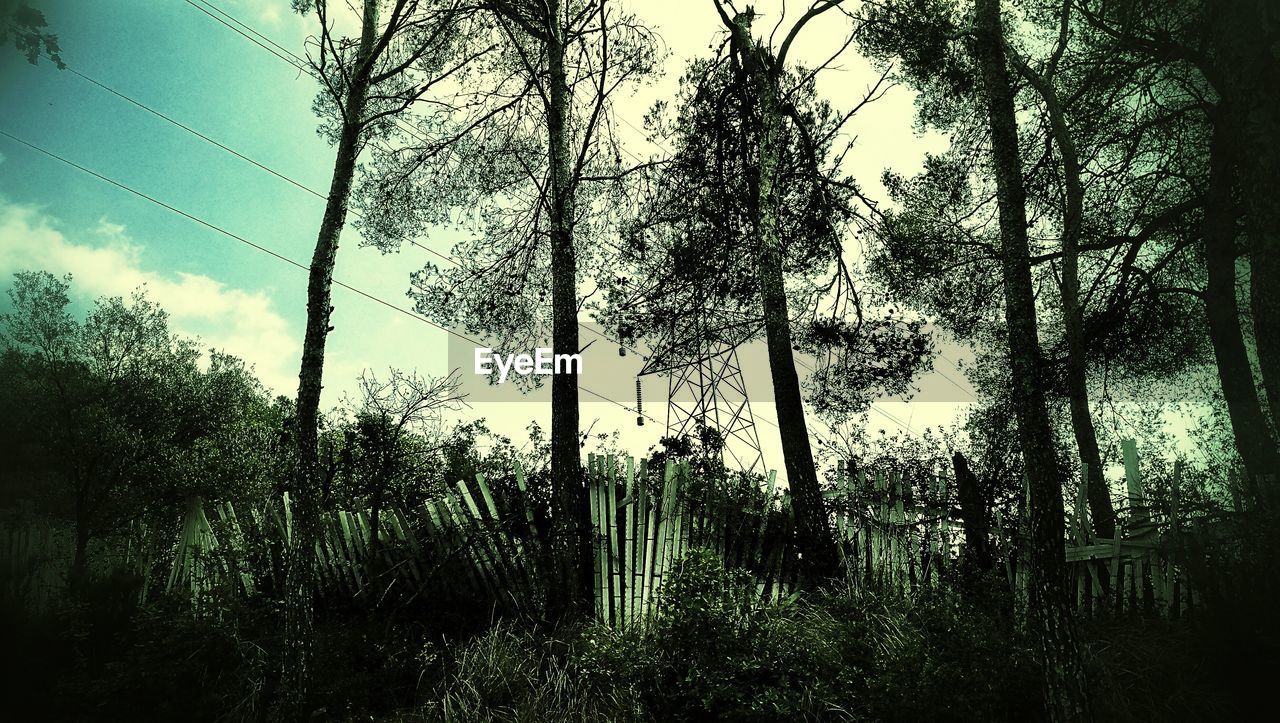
(1, 0, 462, 397)
(0, 0, 966, 472)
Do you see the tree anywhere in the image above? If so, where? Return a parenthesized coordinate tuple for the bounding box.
(595, 3, 930, 581)
(283, 0, 479, 709)
(700, 0, 878, 581)
(1006, 0, 1117, 541)
(344, 368, 462, 562)
(0, 271, 268, 583)
(355, 0, 659, 616)
(969, 0, 1091, 717)
(861, 0, 1218, 543)
(1074, 0, 1280, 487)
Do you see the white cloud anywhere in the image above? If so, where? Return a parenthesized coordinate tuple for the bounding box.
(231, 0, 285, 27)
(232, 0, 334, 37)
(0, 200, 300, 395)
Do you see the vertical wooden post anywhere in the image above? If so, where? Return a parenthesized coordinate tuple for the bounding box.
(607, 455, 623, 627)
(624, 456, 637, 627)
(587, 454, 602, 620)
(642, 460, 660, 619)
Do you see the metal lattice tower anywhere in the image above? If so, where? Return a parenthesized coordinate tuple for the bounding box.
(640, 310, 766, 474)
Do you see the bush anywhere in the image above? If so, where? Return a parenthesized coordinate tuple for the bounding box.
(613, 548, 870, 720)
(10, 587, 273, 722)
(859, 584, 1039, 721)
(422, 623, 643, 721)
(423, 549, 1040, 721)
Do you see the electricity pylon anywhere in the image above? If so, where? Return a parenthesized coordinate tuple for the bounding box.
(640, 309, 765, 474)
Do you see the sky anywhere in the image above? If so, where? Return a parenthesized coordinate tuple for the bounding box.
(0, 0, 972, 478)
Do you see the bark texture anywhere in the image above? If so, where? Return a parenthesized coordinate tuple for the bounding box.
(1013, 53, 1117, 543)
(283, 0, 379, 713)
(728, 11, 838, 582)
(1252, 249, 1280, 433)
(1231, 0, 1280, 439)
(544, 0, 590, 617)
(1202, 108, 1280, 484)
(971, 0, 1092, 718)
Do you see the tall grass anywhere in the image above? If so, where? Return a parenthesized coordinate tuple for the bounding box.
(418, 549, 1041, 722)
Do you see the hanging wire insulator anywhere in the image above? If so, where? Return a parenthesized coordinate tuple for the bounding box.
(636, 378, 644, 426)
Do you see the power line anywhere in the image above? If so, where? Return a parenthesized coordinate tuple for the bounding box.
(190, 0, 302, 65)
(55, 50, 650, 366)
(0, 128, 661, 425)
(150, 1, 932, 437)
(183, 0, 309, 73)
(182, 0, 649, 359)
(186, 0, 433, 148)
(58, 61, 324, 200)
(934, 366, 979, 402)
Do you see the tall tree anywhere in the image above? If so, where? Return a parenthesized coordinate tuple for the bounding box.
(1196, 0, 1280, 487)
(1075, 0, 1280, 485)
(970, 0, 1091, 718)
(355, 0, 658, 615)
(601, 40, 928, 580)
(710, 0, 851, 580)
(283, 0, 475, 711)
(1006, 0, 1116, 541)
(1200, 102, 1279, 483)
(862, 0, 1214, 541)
(1220, 0, 1280, 444)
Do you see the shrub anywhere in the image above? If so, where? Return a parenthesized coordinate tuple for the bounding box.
(422, 549, 1047, 722)
(553, 550, 871, 720)
(858, 584, 1039, 721)
(422, 623, 644, 722)
(52, 602, 269, 721)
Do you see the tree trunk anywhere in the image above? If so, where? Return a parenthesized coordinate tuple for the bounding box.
(730, 13, 837, 582)
(1014, 60, 1117, 542)
(544, 1, 589, 618)
(1202, 107, 1280, 485)
(1252, 246, 1280, 433)
(953, 452, 991, 573)
(282, 0, 379, 714)
(1235, 20, 1280, 436)
(70, 497, 90, 588)
(971, 0, 1092, 719)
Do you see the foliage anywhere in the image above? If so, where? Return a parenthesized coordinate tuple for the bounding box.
(420, 549, 1044, 722)
(423, 622, 644, 722)
(0, 271, 276, 574)
(0, 0, 62, 67)
(3, 581, 272, 722)
(356, 0, 662, 355)
(597, 51, 933, 424)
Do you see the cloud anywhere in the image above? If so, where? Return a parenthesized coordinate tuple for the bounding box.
(0, 200, 300, 395)
(230, 0, 284, 27)
(229, 0, 320, 37)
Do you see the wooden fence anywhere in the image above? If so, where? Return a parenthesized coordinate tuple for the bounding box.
(1061, 440, 1195, 616)
(584, 455, 799, 627)
(824, 464, 957, 593)
(2, 439, 1201, 622)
